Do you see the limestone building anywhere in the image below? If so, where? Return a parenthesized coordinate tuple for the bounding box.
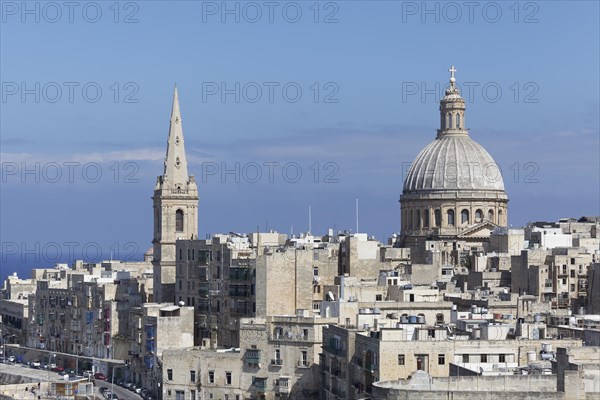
(153, 87, 199, 303)
(400, 67, 508, 260)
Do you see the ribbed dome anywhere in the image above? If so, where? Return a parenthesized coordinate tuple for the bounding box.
(403, 134, 505, 193)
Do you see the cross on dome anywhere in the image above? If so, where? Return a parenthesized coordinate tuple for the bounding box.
(449, 65, 457, 88)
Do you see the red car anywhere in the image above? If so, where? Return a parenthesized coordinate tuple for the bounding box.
(94, 372, 107, 380)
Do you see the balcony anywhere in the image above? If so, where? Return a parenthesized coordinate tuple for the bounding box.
(271, 359, 283, 367)
(253, 378, 267, 393)
(246, 350, 261, 366)
(275, 381, 290, 394)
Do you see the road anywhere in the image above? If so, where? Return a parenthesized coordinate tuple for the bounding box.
(0, 361, 61, 382)
(95, 379, 143, 400)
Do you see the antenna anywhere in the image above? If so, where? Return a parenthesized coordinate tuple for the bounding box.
(356, 198, 359, 234)
(308, 205, 312, 234)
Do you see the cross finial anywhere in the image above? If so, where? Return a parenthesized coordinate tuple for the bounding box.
(449, 65, 457, 80)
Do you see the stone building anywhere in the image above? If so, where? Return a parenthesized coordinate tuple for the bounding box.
(399, 67, 508, 261)
(153, 87, 199, 304)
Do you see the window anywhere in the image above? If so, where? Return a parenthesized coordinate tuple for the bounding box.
(303, 328, 309, 339)
(461, 209, 469, 224)
(570, 258, 575, 265)
(438, 354, 445, 365)
(423, 210, 429, 228)
(462, 354, 469, 363)
(447, 209, 455, 226)
(191, 390, 196, 400)
(226, 372, 232, 385)
(167, 369, 173, 381)
(434, 209, 441, 227)
(190, 370, 196, 382)
(313, 267, 319, 276)
(409, 210, 413, 228)
(176, 209, 184, 232)
(456, 113, 461, 128)
(398, 354, 405, 365)
(498, 210, 503, 224)
(499, 354, 506, 363)
(570, 270, 575, 278)
(428, 329, 435, 338)
(436, 313, 444, 324)
(570, 284, 575, 292)
(488, 209, 494, 222)
(312, 301, 320, 311)
(416, 210, 421, 228)
(481, 354, 488, 363)
(301, 350, 308, 366)
(475, 209, 483, 222)
(175, 391, 184, 400)
(275, 349, 281, 363)
(375, 294, 382, 301)
(208, 370, 214, 383)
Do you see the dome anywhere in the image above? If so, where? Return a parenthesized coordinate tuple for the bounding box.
(403, 134, 505, 193)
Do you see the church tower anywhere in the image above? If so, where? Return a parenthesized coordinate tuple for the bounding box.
(152, 86, 199, 303)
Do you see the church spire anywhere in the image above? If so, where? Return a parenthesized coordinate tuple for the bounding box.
(162, 85, 192, 188)
(437, 65, 467, 138)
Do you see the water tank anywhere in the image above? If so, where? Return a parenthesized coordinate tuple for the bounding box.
(408, 316, 417, 324)
(533, 314, 542, 322)
(541, 343, 552, 353)
(451, 304, 457, 311)
(578, 307, 585, 315)
(373, 307, 381, 314)
(481, 308, 488, 314)
(417, 315, 425, 324)
(400, 316, 409, 324)
(472, 328, 481, 339)
(527, 351, 536, 362)
(474, 307, 482, 314)
(540, 352, 553, 361)
(471, 305, 477, 313)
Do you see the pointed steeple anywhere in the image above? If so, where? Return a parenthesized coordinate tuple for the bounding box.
(162, 85, 192, 188)
(437, 65, 467, 138)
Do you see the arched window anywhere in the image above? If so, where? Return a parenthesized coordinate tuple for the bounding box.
(461, 209, 469, 225)
(456, 113, 461, 128)
(409, 210, 413, 229)
(448, 113, 453, 129)
(475, 209, 483, 223)
(488, 210, 494, 223)
(498, 210, 503, 225)
(447, 209, 455, 226)
(434, 209, 441, 227)
(416, 210, 421, 228)
(175, 209, 184, 232)
(423, 210, 430, 228)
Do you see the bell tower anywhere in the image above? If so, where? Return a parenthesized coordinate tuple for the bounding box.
(152, 86, 199, 303)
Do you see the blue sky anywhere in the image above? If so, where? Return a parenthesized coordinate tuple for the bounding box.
(1, 1, 599, 279)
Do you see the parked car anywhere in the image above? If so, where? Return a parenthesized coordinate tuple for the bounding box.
(30, 360, 41, 368)
(135, 387, 142, 394)
(94, 372, 107, 380)
(103, 390, 112, 399)
(82, 370, 93, 378)
(124, 382, 133, 389)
